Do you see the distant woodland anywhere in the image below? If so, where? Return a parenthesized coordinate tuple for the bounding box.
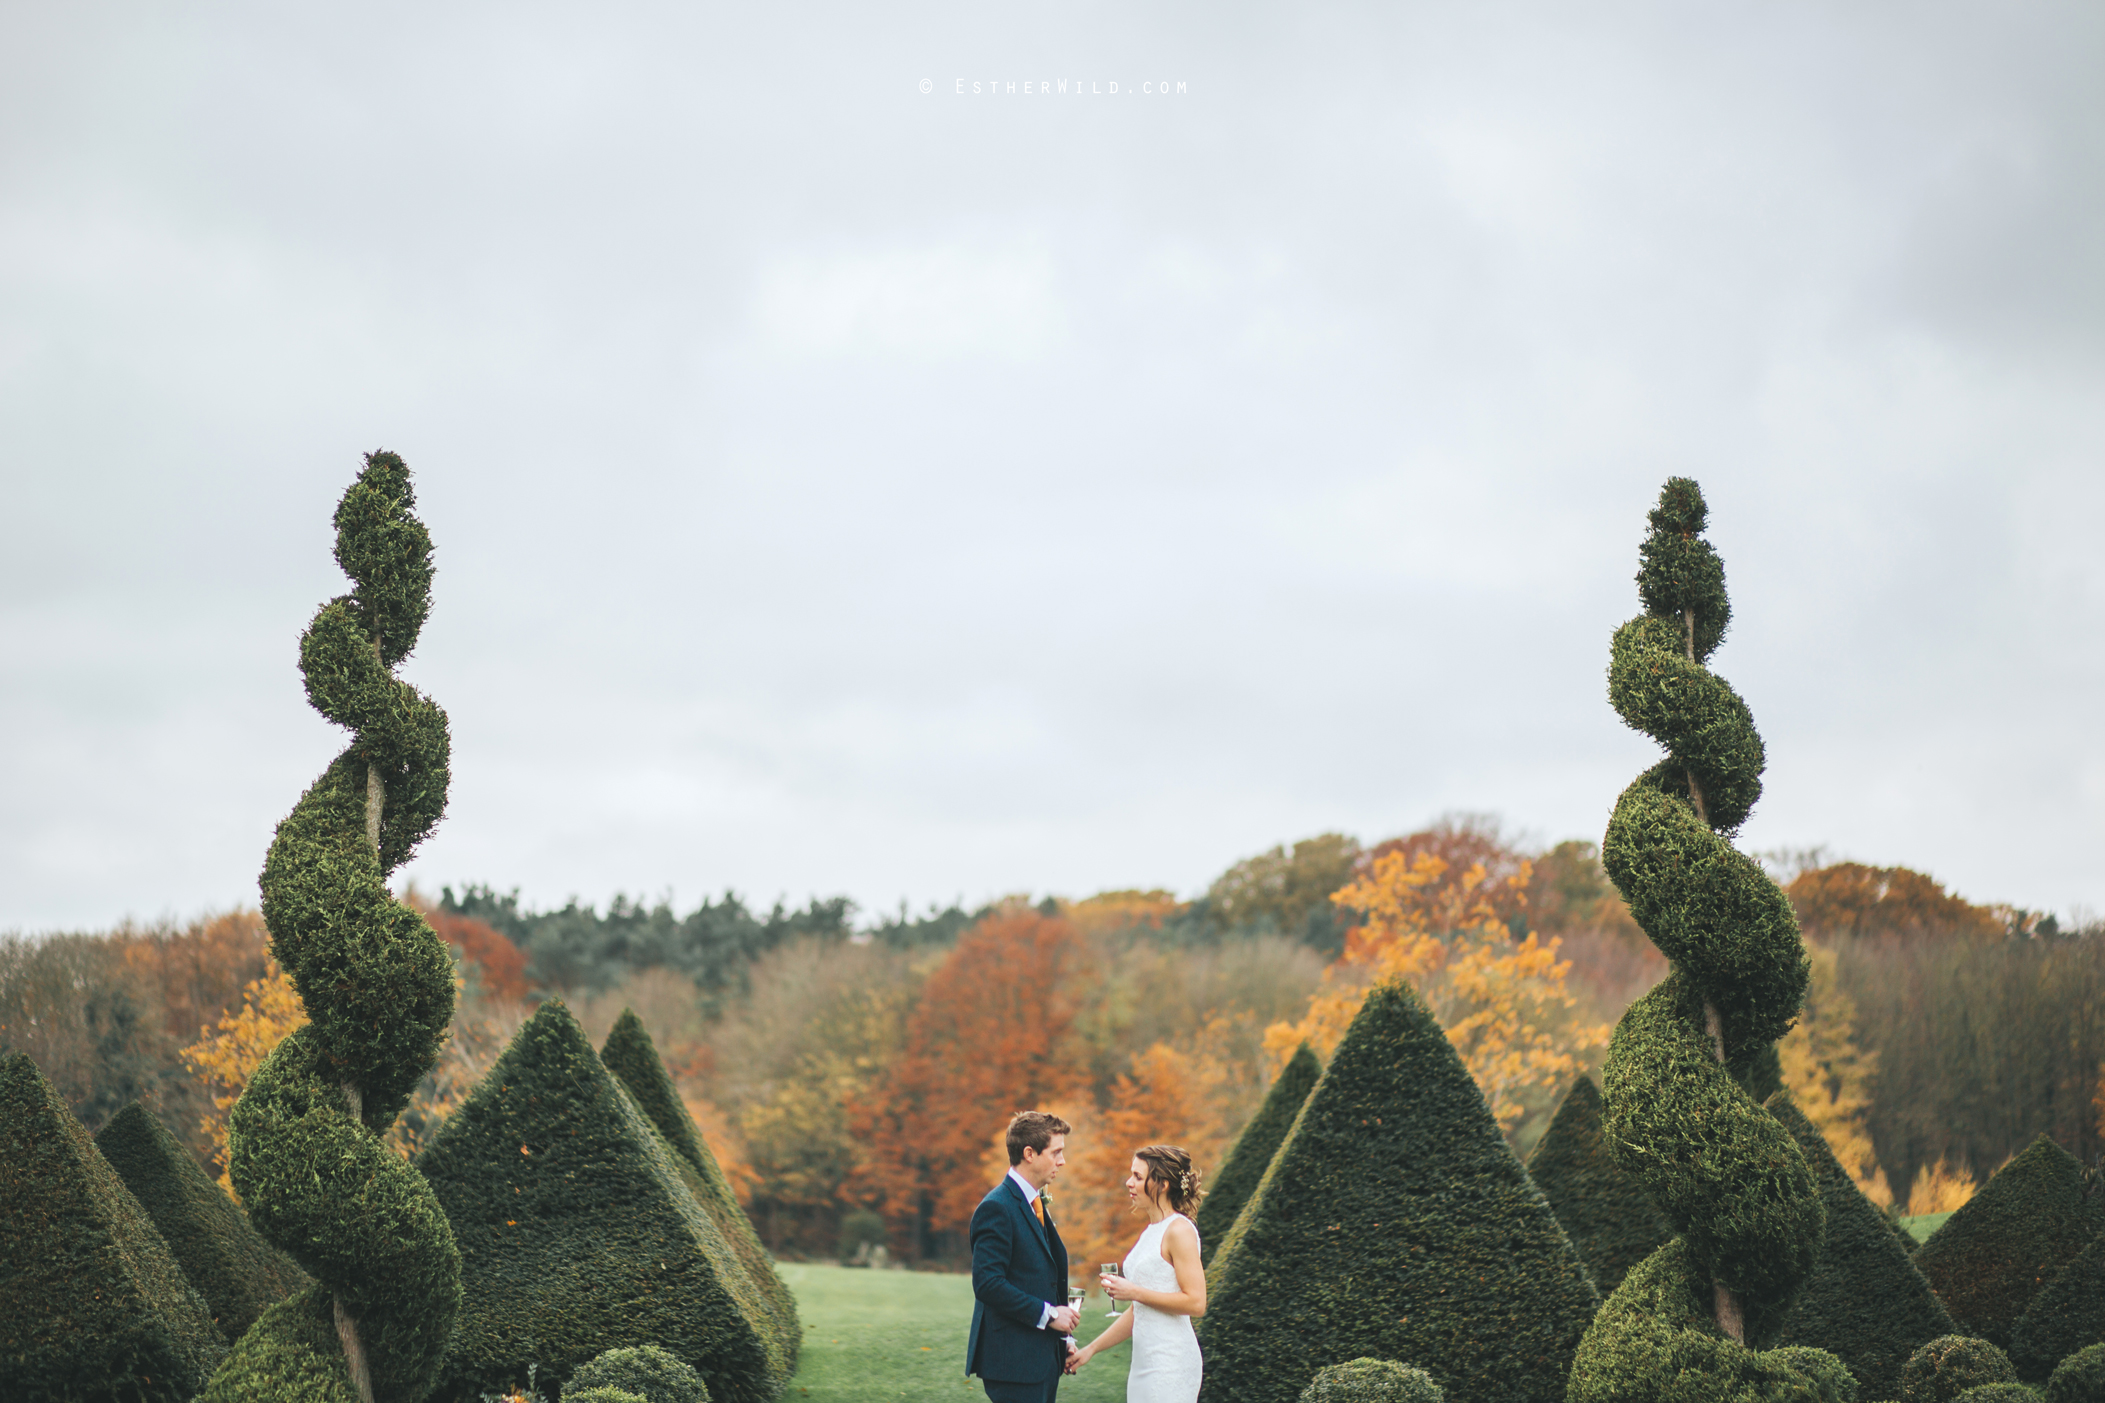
(5, 816, 2100, 1267)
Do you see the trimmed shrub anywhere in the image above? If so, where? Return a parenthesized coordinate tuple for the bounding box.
(1902, 1336, 2020, 1403)
(419, 1000, 787, 1403)
(200, 451, 463, 1403)
(1915, 1136, 2105, 1350)
(94, 1099, 310, 1342)
(2011, 1224, 2105, 1380)
(1196, 1041, 1321, 1265)
(600, 1010, 799, 1368)
(0, 1051, 226, 1401)
(1952, 1387, 2040, 1402)
(1569, 481, 1841, 1403)
(563, 1344, 709, 1403)
(1299, 1358, 1444, 1403)
(2047, 1342, 2105, 1403)
(566, 1391, 648, 1403)
(1525, 1074, 1672, 1296)
(1197, 980, 1599, 1403)
(1770, 1091, 1954, 1400)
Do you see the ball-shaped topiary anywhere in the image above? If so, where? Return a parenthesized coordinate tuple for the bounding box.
(561, 1345, 709, 1403)
(2048, 1343, 2105, 1403)
(1567, 480, 1841, 1403)
(1297, 1358, 1444, 1403)
(1901, 1336, 2020, 1403)
(198, 452, 462, 1403)
(564, 1392, 647, 1403)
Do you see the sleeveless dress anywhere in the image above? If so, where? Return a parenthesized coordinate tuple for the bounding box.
(1123, 1213, 1203, 1403)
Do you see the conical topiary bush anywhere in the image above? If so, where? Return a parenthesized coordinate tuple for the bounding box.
(599, 1010, 798, 1369)
(1769, 1090, 1954, 1400)
(94, 1100, 310, 1343)
(1914, 1135, 2105, 1351)
(200, 451, 463, 1403)
(1195, 1041, 1321, 1265)
(1196, 981, 1600, 1403)
(1, 1052, 227, 1401)
(1566, 480, 1854, 1403)
(418, 1000, 789, 1403)
(2009, 1219, 2105, 1380)
(1525, 1074, 1672, 1297)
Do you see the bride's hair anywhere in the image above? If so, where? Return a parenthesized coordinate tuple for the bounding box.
(1133, 1144, 1203, 1217)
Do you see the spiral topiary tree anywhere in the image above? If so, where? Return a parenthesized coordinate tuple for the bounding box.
(1566, 480, 1850, 1403)
(199, 451, 462, 1403)
(1525, 1074, 1672, 1298)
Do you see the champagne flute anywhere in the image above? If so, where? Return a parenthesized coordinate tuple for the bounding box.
(1102, 1263, 1123, 1316)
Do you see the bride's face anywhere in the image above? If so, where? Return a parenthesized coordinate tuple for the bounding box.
(1124, 1156, 1156, 1209)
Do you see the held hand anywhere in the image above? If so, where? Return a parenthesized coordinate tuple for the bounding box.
(1065, 1345, 1088, 1374)
(1050, 1306, 1080, 1334)
(1100, 1273, 1132, 1302)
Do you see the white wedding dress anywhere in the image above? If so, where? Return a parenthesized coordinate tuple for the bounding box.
(1122, 1214, 1203, 1403)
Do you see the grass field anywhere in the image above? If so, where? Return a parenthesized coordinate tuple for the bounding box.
(1900, 1211, 1955, 1243)
(780, 1264, 1135, 1403)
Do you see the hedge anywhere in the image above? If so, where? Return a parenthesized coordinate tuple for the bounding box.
(1299, 1358, 1444, 1403)
(601, 1009, 799, 1368)
(562, 1344, 711, 1403)
(0, 1052, 226, 1401)
(2011, 1221, 2105, 1381)
(95, 1099, 310, 1343)
(1769, 1091, 1954, 1400)
(1197, 980, 1599, 1403)
(1525, 1075, 1672, 1297)
(418, 999, 787, 1403)
(1197, 1041, 1320, 1266)
(1914, 1135, 2105, 1350)
(2048, 1343, 2105, 1403)
(1901, 1336, 2019, 1403)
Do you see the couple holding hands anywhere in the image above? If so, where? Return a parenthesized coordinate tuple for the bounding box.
(966, 1111, 1207, 1403)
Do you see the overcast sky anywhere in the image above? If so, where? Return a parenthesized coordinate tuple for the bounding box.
(3, 1, 2100, 933)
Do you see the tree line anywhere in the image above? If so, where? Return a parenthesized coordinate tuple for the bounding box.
(3, 821, 2099, 1266)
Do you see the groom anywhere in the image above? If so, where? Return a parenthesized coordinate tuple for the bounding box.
(967, 1111, 1078, 1403)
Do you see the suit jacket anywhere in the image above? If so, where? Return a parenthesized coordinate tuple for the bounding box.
(966, 1175, 1070, 1383)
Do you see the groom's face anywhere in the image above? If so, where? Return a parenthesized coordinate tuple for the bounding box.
(1019, 1133, 1067, 1190)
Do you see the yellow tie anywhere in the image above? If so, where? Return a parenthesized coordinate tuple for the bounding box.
(1034, 1195, 1045, 1226)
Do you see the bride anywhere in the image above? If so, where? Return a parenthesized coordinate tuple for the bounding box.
(1067, 1144, 1206, 1403)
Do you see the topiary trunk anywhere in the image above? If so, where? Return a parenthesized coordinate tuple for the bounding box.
(1567, 480, 1851, 1403)
(198, 451, 462, 1403)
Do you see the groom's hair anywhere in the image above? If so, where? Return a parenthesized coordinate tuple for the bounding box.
(1006, 1111, 1071, 1166)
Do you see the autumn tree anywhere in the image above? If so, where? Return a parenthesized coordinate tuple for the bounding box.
(849, 906, 1089, 1260)
(1207, 833, 1363, 953)
(1266, 845, 1607, 1135)
(1778, 944, 1891, 1205)
(180, 959, 308, 1195)
(1786, 863, 2003, 943)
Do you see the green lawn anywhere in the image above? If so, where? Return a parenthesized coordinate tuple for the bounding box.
(1899, 1211, 1954, 1243)
(780, 1264, 1135, 1403)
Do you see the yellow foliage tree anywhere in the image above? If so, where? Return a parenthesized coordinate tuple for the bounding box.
(179, 958, 307, 1194)
(1906, 1156, 1978, 1215)
(1778, 943, 1893, 1206)
(1264, 848, 1608, 1132)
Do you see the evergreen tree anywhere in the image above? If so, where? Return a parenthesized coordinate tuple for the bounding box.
(1197, 980, 1599, 1403)
(1525, 1075, 1672, 1296)
(1567, 481, 1850, 1403)
(1195, 1042, 1320, 1264)
(1, 1052, 226, 1401)
(418, 1001, 789, 1403)
(2047, 1343, 2105, 1403)
(200, 452, 461, 1403)
(95, 1100, 309, 1343)
(1769, 1091, 1953, 1400)
(600, 1009, 799, 1366)
(1914, 1135, 2104, 1351)
(2007, 1209, 2105, 1378)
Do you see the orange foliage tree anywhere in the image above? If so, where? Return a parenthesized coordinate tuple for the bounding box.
(1786, 863, 2002, 943)
(179, 958, 309, 1194)
(1058, 1041, 1235, 1276)
(415, 899, 533, 1001)
(1266, 846, 1607, 1135)
(849, 906, 1089, 1260)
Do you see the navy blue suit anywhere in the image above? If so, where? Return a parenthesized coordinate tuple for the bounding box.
(967, 1175, 1070, 1403)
